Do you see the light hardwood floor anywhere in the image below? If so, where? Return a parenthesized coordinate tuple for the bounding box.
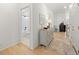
(0, 43, 63, 55)
(49, 32, 76, 55)
(0, 32, 76, 55)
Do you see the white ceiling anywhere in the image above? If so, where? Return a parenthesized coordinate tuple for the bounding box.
(45, 3, 71, 14)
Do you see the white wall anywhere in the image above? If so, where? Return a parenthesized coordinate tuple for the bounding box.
(69, 4, 79, 51)
(0, 4, 20, 50)
(30, 3, 40, 49)
(39, 3, 54, 29)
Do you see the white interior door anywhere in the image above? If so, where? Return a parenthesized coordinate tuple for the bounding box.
(22, 16, 30, 34)
(21, 6, 31, 47)
(22, 7, 31, 35)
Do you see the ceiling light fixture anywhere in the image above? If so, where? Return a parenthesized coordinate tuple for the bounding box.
(69, 4, 73, 8)
(69, 3, 74, 8)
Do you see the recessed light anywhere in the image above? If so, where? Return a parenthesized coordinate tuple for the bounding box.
(64, 6, 67, 9)
(69, 4, 74, 8)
